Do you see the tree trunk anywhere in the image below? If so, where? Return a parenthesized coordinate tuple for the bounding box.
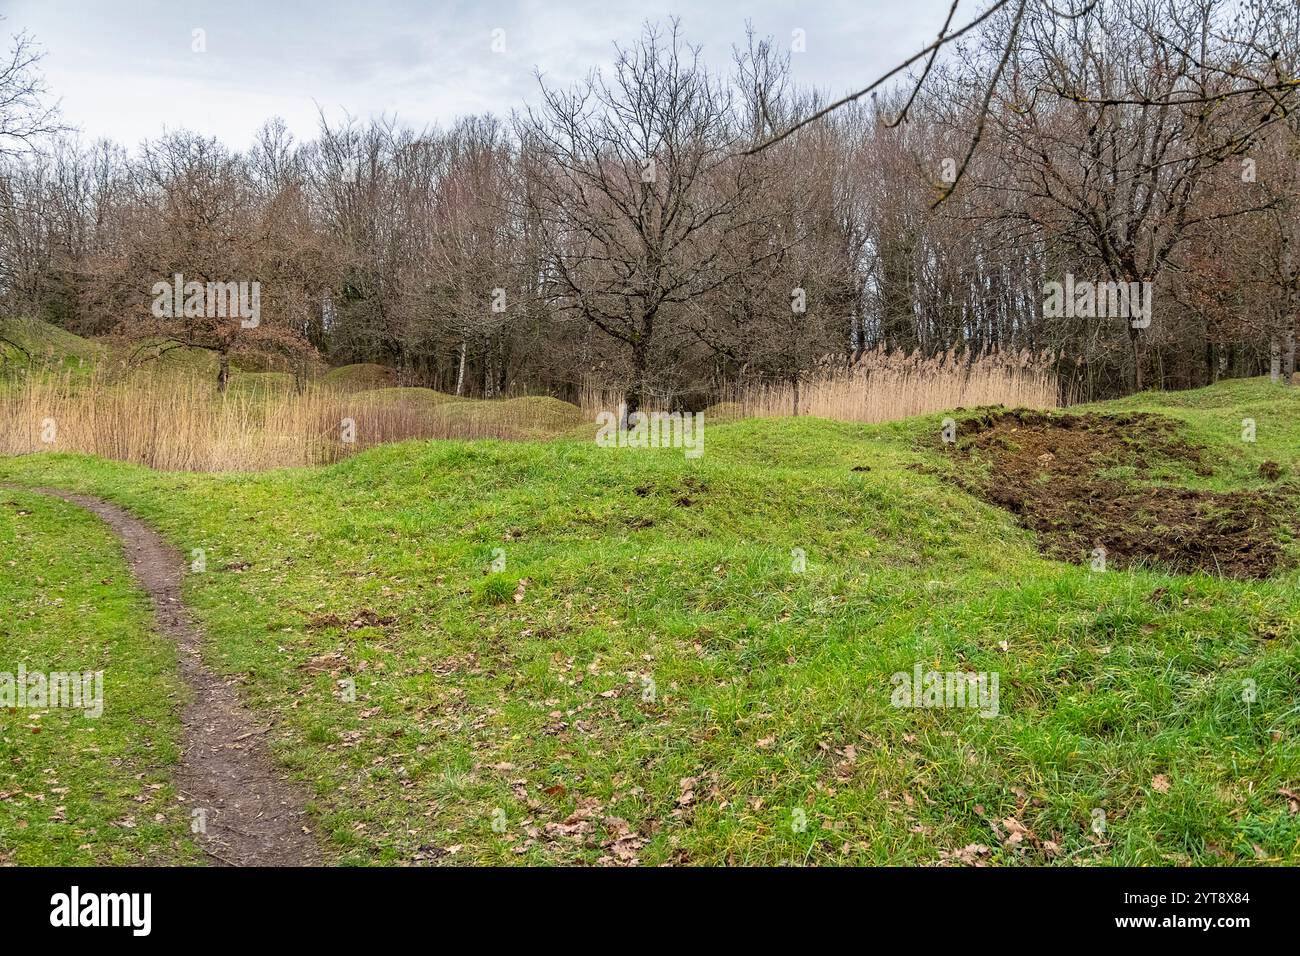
(625, 339, 648, 420)
(455, 341, 466, 396)
(1129, 325, 1144, 392)
(217, 351, 230, 393)
(1285, 326, 1296, 386)
(1284, 236, 1296, 385)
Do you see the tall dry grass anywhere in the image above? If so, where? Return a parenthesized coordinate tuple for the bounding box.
(730, 350, 1066, 422)
(0, 371, 564, 472)
(578, 381, 640, 420)
(2, 351, 1064, 472)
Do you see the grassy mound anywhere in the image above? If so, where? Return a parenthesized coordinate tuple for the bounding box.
(353, 386, 465, 409)
(699, 401, 747, 422)
(124, 344, 317, 384)
(0, 321, 319, 391)
(322, 363, 397, 392)
(227, 371, 298, 396)
(1, 377, 1297, 865)
(434, 395, 584, 438)
(0, 318, 107, 373)
(333, 391, 583, 444)
(937, 408, 1296, 579)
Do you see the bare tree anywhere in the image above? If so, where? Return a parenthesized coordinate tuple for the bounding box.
(0, 17, 61, 156)
(520, 20, 791, 414)
(5, 6, 1296, 402)
(967, 0, 1294, 389)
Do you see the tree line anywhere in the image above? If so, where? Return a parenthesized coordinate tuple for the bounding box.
(1, 0, 1296, 407)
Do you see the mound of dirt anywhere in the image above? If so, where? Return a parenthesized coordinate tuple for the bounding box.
(946, 409, 1294, 579)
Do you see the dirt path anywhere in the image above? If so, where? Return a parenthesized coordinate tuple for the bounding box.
(31, 488, 323, 867)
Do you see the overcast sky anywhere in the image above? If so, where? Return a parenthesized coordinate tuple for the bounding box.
(5, 0, 956, 150)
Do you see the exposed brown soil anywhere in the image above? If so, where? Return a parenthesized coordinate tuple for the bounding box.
(308, 608, 395, 631)
(944, 409, 1295, 580)
(30, 489, 323, 866)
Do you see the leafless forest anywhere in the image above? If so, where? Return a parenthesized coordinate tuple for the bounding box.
(1, 0, 1297, 410)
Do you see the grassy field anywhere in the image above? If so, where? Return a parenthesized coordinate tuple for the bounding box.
(0, 376, 1297, 865)
(0, 489, 199, 865)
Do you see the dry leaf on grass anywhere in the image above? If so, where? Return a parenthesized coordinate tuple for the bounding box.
(939, 843, 991, 866)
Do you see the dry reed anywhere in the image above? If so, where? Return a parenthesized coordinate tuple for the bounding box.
(730, 350, 1065, 422)
(0, 370, 562, 472)
(2, 351, 1064, 472)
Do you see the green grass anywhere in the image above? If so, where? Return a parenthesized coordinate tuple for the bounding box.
(321, 363, 396, 392)
(0, 318, 107, 377)
(0, 489, 199, 865)
(0, 318, 315, 389)
(433, 395, 585, 436)
(348, 389, 585, 439)
(354, 386, 466, 408)
(0, 377, 1297, 865)
(1085, 378, 1299, 492)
